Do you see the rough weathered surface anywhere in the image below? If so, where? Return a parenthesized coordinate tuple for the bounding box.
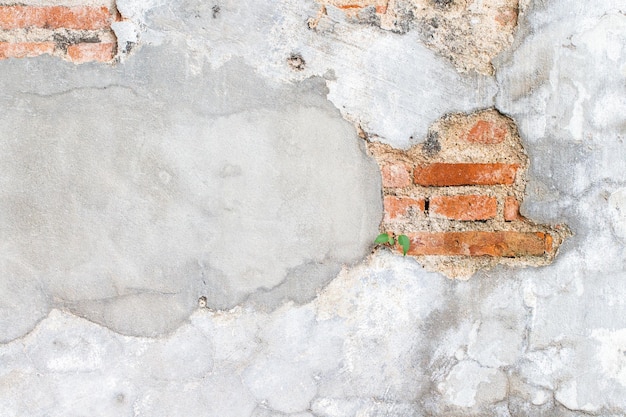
(316, 0, 523, 74)
(1, 0, 626, 415)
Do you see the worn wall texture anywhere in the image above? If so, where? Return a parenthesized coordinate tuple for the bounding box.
(1, 0, 625, 416)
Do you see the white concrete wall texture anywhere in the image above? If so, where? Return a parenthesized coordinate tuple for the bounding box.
(0, 0, 625, 415)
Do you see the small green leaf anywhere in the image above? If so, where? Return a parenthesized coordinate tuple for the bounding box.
(398, 234, 410, 256)
(388, 237, 395, 246)
(375, 233, 390, 244)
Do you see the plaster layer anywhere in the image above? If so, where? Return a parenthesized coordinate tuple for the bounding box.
(115, 0, 498, 148)
(0, 51, 382, 338)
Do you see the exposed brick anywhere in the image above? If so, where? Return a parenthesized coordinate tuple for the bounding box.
(384, 196, 425, 220)
(0, 6, 112, 30)
(465, 120, 506, 144)
(495, 7, 518, 26)
(545, 234, 553, 252)
(326, 0, 388, 13)
(381, 162, 412, 188)
(0, 42, 54, 59)
(402, 231, 550, 257)
(504, 196, 522, 221)
(67, 42, 115, 63)
(429, 195, 497, 221)
(413, 163, 519, 186)
(369, 110, 569, 277)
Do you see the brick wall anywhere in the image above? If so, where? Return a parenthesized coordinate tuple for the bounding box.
(0, 0, 118, 63)
(369, 109, 570, 277)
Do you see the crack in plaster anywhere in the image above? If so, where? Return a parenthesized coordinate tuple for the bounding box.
(18, 83, 140, 98)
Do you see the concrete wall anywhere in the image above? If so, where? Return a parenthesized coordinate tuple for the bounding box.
(1, 0, 625, 415)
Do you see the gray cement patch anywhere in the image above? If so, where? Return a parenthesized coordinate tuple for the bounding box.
(0, 47, 382, 338)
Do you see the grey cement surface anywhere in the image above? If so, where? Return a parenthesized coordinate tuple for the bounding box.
(0, 48, 382, 338)
(1, 0, 626, 415)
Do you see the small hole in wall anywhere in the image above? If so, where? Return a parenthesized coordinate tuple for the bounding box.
(212, 5, 220, 18)
(198, 296, 208, 308)
(424, 198, 430, 214)
(287, 53, 306, 71)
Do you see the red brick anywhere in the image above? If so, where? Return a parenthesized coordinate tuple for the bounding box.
(384, 196, 425, 220)
(504, 196, 522, 221)
(381, 162, 412, 188)
(495, 8, 518, 26)
(413, 163, 519, 186)
(333, 1, 387, 13)
(0, 6, 112, 30)
(67, 42, 115, 63)
(429, 195, 497, 221)
(0, 42, 54, 59)
(465, 120, 506, 144)
(544, 234, 553, 252)
(375, 5, 387, 13)
(401, 231, 550, 257)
